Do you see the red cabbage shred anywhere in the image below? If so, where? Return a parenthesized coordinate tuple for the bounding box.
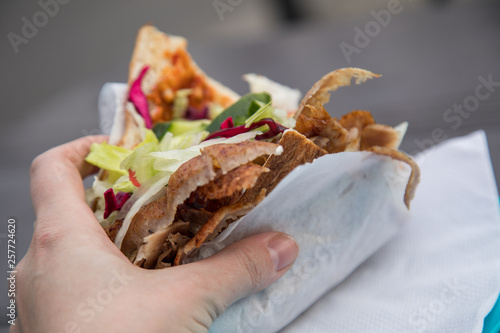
(129, 66, 153, 129)
(103, 189, 131, 219)
(204, 118, 287, 141)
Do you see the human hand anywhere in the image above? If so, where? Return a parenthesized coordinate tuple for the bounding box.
(13, 136, 299, 333)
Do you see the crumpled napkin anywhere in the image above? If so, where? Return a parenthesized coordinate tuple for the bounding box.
(199, 149, 412, 333)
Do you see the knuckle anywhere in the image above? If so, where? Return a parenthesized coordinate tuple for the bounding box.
(30, 149, 61, 177)
(32, 226, 65, 252)
(30, 153, 47, 178)
(234, 247, 265, 291)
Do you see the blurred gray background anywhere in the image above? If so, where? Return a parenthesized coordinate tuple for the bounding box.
(1, 0, 499, 330)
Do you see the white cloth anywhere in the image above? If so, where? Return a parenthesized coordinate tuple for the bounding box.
(281, 131, 500, 333)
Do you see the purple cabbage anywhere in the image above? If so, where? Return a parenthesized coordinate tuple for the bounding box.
(103, 189, 132, 219)
(129, 66, 153, 129)
(184, 106, 209, 120)
(204, 118, 287, 141)
(220, 116, 234, 129)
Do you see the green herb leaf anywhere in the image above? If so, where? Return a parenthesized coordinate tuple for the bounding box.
(206, 93, 271, 133)
(247, 100, 265, 118)
(153, 120, 210, 140)
(153, 122, 172, 141)
(245, 100, 273, 127)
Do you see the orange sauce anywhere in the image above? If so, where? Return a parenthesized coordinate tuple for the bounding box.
(149, 49, 220, 123)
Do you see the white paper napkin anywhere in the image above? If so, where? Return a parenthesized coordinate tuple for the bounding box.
(200, 149, 412, 333)
(98, 82, 128, 145)
(281, 131, 500, 333)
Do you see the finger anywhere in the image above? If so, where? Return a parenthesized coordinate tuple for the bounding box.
(182, 232, 299, 317)
(31, 135, 107, 222)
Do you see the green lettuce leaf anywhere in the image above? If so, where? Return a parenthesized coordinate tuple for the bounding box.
(85, 143, 131, 174)
(245, 100, 273, 127)
(206, 93, 271, 133)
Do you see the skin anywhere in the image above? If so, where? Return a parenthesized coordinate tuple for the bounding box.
(12, 136, 299, 333)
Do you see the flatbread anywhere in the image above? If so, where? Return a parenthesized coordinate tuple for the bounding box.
(130, 25, 239, 123)
(296, 68, 380, 118)
(120, 25, 241, 148)
(365, 146, 420, 208)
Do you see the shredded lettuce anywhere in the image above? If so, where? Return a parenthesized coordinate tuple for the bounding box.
(272, 107, 296, 129)
(244, 99, 296, 129)
(151, 131, 260, 172)
(243, 73, 302, 113)
(172, 88, 192, 119)
(112, 174, 135, 193)
(139, 129, 160, 146)
(86, 127, 209, 225)
(152, 119, 210, 141)
(245, 100, 273, 127)
(85, 143, 131, 174)
(208, 103, 224, 119)
(168, 119, 210, 136)
(205, 93, 294, 138)
(206, 93, 271, 133)
(120, 142, 159, 186)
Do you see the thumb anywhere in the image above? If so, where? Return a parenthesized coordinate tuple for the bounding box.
(185, 232, 299, 316)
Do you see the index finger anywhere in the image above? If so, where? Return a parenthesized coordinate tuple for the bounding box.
(30, 135, 107, 223)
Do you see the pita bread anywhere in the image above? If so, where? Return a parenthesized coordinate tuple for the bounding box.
(130, 25, 239, 122)
(120, 25, 241, 148)
(365, 146, 420, 208)
(296, 68, 380, 119)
